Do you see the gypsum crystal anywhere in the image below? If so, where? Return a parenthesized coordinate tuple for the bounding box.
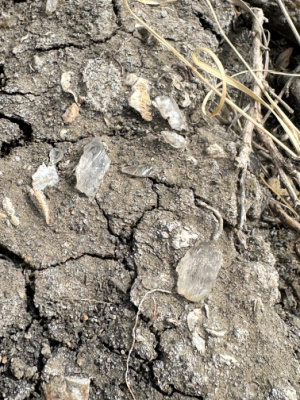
(154, 96, 188, 131)
(176, 240, 223, 302)
(161, 130, 187, 149)
(49, 148, 64, 165)
(75, 137, 111, 197)
(121, 164, 155, 178)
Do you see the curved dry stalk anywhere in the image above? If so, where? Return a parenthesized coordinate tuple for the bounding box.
(125, 288, 172, 400)
(197, 200, 223, 241)
(123, 0, 300, 158)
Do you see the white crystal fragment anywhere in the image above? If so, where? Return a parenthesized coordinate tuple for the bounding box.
(75, 137, 111, 197)
(46, 0, 59, 14)
(49, 148, 64, 165)
(181, 92, 191, 108)
(2, 197, 15, 217)
(65, 376, 90, 400)
(32, 164, 59, 191)
(192, 331, 206, 354)
(172, 228, 198, 249)
(128, 77, 152, 121)
(121, 164, 155, 178)
(162, 130, 187, 149)
(187, 309, 202, 332)
(154, 96, 188, 131)
(177, 241, 223, 302)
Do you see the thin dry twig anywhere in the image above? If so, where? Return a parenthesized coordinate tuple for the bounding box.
(236, 8, 265, 230)
(235, 8, 265, 170)
(260, 175, 298, 217)
(275, 0, 300, 46)
(125, 288, 172, 400)
(238, 167, 247, 230)
(270, 199, 300, 232)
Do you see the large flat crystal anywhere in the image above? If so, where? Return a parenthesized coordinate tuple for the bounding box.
(75, 137, 111, 197)
(176, 240, 222, 302)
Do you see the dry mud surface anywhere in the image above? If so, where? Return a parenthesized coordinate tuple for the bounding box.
(0, 1, 300, 399)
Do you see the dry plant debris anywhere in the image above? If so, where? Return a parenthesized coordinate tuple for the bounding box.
(124, 0, 300, 242)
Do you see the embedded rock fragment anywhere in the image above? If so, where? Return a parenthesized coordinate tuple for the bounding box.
(155, 96, 188, 131)
(2, 197, 20, 227)
(128, 77, 152, 121)
(66, 376, 90, 400)
(177, 241, 223, 302)
(75, 137, 111, 197)
(2, 197, 15, 217)
(62, 103, 79, 124)
(29, 188, 50, 225)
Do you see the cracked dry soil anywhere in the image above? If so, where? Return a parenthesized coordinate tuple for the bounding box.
(0, 1, 300, 399)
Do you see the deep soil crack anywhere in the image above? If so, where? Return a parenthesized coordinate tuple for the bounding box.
(0, 113, 33, 158)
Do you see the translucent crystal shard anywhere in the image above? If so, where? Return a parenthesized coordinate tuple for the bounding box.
(49, 148, 64, 165)
(121, 164, 155, 178)
(155, 96, 188, 131)
(75, 137, 111, 197)
(161, 130, 187, 149)
(176, 241, 223, 302)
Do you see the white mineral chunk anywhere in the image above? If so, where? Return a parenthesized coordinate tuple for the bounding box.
(154, 96, 188, 131)
(46, 0, 59, 14)
(32, 163, 59, 191)
(187, 309, 202, 332)
(181, 92, 191, 108)
(172, 228, 198, 249)
(121, 164, 155, 178)
(162, 131, 187, 149)
(129, 77, 152, 121)
(75, 137, 111, 197)
(2, 197, 15, 217)
(177, 241, 223, 302)
(65, 376, 90, 400)
(192, 331, 206, 354)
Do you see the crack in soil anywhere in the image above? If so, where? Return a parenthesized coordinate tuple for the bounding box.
(0, 113, 33, 158)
